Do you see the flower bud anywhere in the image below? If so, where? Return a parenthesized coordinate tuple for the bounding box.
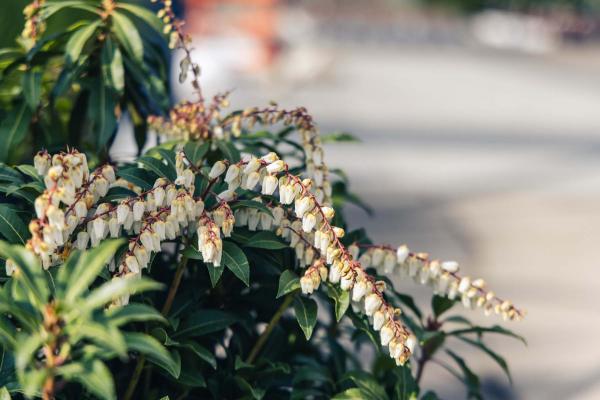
(209, 161, 226, 179)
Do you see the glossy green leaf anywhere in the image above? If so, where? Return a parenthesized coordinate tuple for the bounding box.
(276, 270, 300, 299)
(65, 21, 101, 64)
(432, 295, 456, 318)
(0, 205, 28, 244)
(112, 12, 143, 62)
(0, 242, 46, 306)
(343, 371, 388, 400)
(116, 167, 154, 190)
(89, 78, 118, 149)
(243, 231, 286, 250)
(216, 140, 240, 162)
(124, 333, 180, 378)
(177, 341, 217, 370)
(174, 310, 237, 338)
(222, 241, 250, 286)
(293, 296, 317, 340)
(75, 323, 127, 358)
(138, 155, 176, 181)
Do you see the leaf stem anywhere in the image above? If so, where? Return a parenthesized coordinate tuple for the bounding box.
(246, 294, 294, 364)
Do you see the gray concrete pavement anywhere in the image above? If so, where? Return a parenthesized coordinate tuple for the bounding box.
(220, 44, 600, 399)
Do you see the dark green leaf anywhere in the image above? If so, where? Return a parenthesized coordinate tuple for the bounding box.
(138, 155, 176, 181)
(293, 296, 317, 340)
(243, 231, 286, 250)
(333, 388, 372, 399)
(222, 241, 250, 286)
(432, 295, 456, 318)
(276, 270, 300, 299)
(106, 303, 167, 327)
(0, 205, 28, 244)
(446, 350, 482, 400)
(321, 132, 360, 143)
(446, 325, 526, 345)
(0, 102, 33, 163)
(116, 167, 154, 190)
(124, 333, 180, 378)
(458, 337, 512, 384)
(216, 140, 240, 162)
(174, 310, 237, 338)
(184, 141, 209, 166)
(343, 371, 388, 400)
(88, 78, 117, 149)
(116, 3, 163, 32)
(22, 70, 42, 109)
(230, 200, 274, 218)
(177, 341, 217, 369)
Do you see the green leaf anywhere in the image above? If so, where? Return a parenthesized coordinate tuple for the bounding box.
(343, 371, 388, 400)
(326, 283, 350, 322)
(222, 241, 250, 286)
(112, 12, 144, 62)
(293, 297, 317, 340)
(332, 388, 372, 399)
(393, 365, 419, 400)
(432, 295, 456, 318)
(458, 337, 512, 384)
(58, 359, 115, 400)
(0, 164, 23, 183)
(124, 333, 180, 378)
(446, 350, 482, 400)
(206, 263, 224, 287)
(0, 386, 11, 400)
(116, 3, 163, 32)
(184, 141, 209, 166)
(276, 270, 300, 299)
(138, 155, 176, 181)
(0, 102, 33, 163)
(420, 391, 439, 400)
(75, 323, 127, 358)
(231, 200, 274, 218)
(80, 277, 163, 315)
(154, 148, 177, 174)
(243, 231, 286, 250)
(0, 316, 17, 348)
(174, 310, 237, 338)
(177, 341, 217, 369)
(105, 303, 167, 327)
(22, 69, 42, 109)
(89, 78, 118, 149)
(116, 167, 154, 190)
(102, 186, 139, 202)
(446, 325, 526, 345)
(15, 165, 42, 182)
(64, 239, 125, 303)
(0, 205, 28, 244)
(0, 242, 46, 306)
(65, 21, 101, 64)
(216, 140, 240, 162)
(101, 38, 124, 93)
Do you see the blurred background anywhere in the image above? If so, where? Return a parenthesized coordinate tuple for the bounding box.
(5, 0, 600, 398)
(164, 0, 600, 399)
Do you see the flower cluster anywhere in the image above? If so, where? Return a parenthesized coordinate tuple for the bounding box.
(22, 144, 523, 365)
(355, 244, 524, 321)
(25, 150, 114, 268)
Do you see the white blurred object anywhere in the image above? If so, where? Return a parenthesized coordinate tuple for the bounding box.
(471, 10, 559, 54)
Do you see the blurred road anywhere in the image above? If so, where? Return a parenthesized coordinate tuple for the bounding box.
(206, 42, 600, 399)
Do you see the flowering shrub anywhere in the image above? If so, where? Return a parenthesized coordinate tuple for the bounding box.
(0, 1, 525, 399)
